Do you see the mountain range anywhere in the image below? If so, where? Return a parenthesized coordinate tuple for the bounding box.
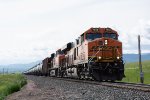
(123, 53, 150, 63)
(0, 53, 150, 73)
(0, 60, 41, 74)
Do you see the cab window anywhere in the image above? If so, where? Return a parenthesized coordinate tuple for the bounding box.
(86, 33, 102, 40)
(104, 33, 118, 40)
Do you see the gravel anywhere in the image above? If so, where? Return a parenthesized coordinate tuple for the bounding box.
(8, 75, 150, 100)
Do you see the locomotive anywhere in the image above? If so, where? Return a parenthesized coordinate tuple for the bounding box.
(24, 27, 125, 81)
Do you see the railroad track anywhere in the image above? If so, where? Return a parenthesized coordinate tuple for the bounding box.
(100, 82, 150, 92)
(49, 77, 150, 92)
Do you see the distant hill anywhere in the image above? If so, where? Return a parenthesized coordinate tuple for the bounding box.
(0, 60, 41, 73)
(123, 53, 150, 63)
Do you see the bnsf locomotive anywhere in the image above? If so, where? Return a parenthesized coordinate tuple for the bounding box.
(24, 27, 125, 81)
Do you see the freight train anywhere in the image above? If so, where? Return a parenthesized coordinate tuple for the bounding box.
(24, 27, 125, 81)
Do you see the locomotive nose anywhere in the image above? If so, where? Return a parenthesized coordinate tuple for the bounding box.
(88, 38, 122, 62)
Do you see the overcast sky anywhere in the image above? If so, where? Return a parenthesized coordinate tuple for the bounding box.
(0, 0, 150, 65)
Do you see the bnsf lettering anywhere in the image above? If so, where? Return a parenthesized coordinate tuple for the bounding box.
(89, 46, 119, 52)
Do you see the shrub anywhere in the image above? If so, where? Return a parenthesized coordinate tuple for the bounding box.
(0, 74, 27, 100)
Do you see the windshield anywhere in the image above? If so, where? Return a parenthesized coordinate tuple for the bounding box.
(86, 33, 102, 40)
(104, 33, 117, 40)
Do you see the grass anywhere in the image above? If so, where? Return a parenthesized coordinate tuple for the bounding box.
(121, 60, 150, 84)
(0, 74, 27, 100)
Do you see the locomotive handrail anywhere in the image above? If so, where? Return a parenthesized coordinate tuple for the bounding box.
(88, 46, 101, 63)
(116, 48, 121, 57)
(88, 47, 101, 71)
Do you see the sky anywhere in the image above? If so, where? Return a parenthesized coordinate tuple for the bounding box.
(0, 0, 150, 65)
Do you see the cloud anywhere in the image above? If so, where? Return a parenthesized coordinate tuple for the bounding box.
(0, 0, 150, 64)
(120, 19, 150, 54)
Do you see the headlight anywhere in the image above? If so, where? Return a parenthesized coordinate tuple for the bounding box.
(117, 56, 120, 59)
(105, 40, 108, 45)
(98, 56, 102, 59)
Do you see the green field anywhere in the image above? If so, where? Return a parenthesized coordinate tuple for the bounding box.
(0, 74, 27, 100)
(121, 60, 150, 84)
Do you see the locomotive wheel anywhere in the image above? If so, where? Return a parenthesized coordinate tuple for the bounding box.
(80, 74, 85, 80)
(60, 70, 67, 78)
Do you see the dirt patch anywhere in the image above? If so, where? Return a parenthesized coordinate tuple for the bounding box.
(6, 80, 42, 100)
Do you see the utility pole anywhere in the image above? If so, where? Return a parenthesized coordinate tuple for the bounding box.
(138, 35, 144, 84)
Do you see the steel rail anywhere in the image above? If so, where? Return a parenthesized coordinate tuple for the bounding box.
(48, 76, 150, 92)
